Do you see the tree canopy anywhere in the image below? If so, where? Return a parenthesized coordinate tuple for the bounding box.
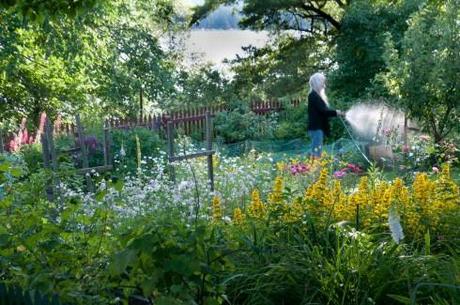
(378, 0, 460, 142)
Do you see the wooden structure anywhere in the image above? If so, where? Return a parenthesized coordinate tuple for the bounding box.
(0, 128, 4, 154)
(41, 115, 113, 200)
(54, 99, 302, 137)
(167, 111, 215, 191)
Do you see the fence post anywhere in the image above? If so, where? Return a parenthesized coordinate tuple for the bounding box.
(103, 120, 112, 166)
(206, 111, 214, 191)
(41, 119, 54, 201)
(166, 119, 176, 183)
(0, 127, 4, 154)
(76, 114, 94, 192)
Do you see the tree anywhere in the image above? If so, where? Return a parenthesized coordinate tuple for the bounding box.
(0, 0, 104, 20)
(0, 0, 181, 124)
(229, 33, 335, 100)
(191, 0, 347, 34)
(330, 0, 422, 100)
(378, 0, 460, 142)
(0, 9, 94, 124)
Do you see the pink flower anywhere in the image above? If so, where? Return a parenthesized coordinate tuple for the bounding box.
(290, 165, 298, 175)
(289, 163, 310, 176)
(298, 164, 310, 174)
(334, 170, 347, 179)
(419, 135, 431, 141)
(347, 163, 362, 173)
(402, 145, 410, 153)
(432, 166, 439, 173)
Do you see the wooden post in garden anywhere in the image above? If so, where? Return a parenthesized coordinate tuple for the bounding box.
(76, 114, 94, 192)
(206, 111, 214, 191)
(403, 114, 408, 148)
(40, 117, 60, 202)
(0, 127, 4, 154)
(166, 113, 215, 189)
(45, 118, 58, 172)
(103, 121, 112, 167)
(41, 119, 53, 201)
(167, 119, 176, 183)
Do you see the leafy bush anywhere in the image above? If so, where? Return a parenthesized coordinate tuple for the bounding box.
(112, 127, 165, 173)
(19, 143, 43, 174)
(214, 109, 259, 143)
(274, 103, 307, 139)
(108, 212, 230, 305)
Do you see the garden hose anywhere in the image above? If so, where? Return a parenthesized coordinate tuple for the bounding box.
(338, 115, 372, 166)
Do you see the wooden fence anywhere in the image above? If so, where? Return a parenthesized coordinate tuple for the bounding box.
(0, 99, 302, 151)
(54, 99, 301, 134)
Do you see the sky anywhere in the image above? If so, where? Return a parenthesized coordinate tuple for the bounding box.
(182, 0, 204, 7)
(185, 30, 269, 68)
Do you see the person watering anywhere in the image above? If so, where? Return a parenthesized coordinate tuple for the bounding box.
(307, 72, 344, 158)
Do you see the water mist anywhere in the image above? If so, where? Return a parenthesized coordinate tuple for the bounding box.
(344, 103, 407, 143)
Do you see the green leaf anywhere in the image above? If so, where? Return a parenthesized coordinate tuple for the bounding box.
(424, 230, 430, 256)
(110, 249, 137, 276)
(156, 296, 182, 305)
(387, 294, 411, 304)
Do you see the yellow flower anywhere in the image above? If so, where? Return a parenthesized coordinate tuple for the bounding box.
(355, 176, 369, 206)
(248, 189, 266, 219)
(211, 196, 222, 222)
(304, 168, 328, 204)
(283, 197, 305, 223)
(434, 163, 460, 209)
(233, 208, 245, 225)
(276, 161, 285, 172)
(371, 182, 391, 221)
(268, 176, 284, 204)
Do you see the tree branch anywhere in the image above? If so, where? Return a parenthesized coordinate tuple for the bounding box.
(301, 3, 341, 30)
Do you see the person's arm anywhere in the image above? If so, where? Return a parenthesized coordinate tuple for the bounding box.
(311, 93, 337, 117)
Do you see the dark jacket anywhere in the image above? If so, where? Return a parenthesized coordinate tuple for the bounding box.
(307, 90, 337, 136)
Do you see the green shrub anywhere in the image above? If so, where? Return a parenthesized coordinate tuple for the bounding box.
(214, 109, 259, 143)
(112, 127, 165, 172)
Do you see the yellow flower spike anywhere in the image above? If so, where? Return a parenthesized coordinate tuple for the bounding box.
(211, 196, 222, 222)
(248, 189, 266, 219)
(372, 182, 391, 222)
(435, 163, 460, 208)
(232, 208, 245, 225)
(356, 176, 369, 206)
(268, 176, 284, 204)
(212, 155, 220, 168)
(276, 161, 285, 172)
(283, 197, 305, 223)
(413, 173, 432, 205)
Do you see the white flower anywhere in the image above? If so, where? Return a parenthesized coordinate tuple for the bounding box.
(120, 145, 126, 158)
(388, 208, 404, 244)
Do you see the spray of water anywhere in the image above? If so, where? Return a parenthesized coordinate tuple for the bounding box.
(344, 103, 406, 142)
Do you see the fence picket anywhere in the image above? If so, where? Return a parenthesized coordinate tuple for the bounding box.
(0, 99, 301, 145)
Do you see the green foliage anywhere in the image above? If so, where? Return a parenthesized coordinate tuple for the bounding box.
(229, 34, 334, 101)
(224, 220, 460, 305)
(171, 65, 231, 110)
(377, 0, 460, 142)
(0, 282, 64, 305)
(273, 104, 307, 139)
(108, 213, 230, 304)
(214, 108, 260, 143)
(192, 0, 345, 33)
(112, 127, 165, 173)
(0, 0, 181, 124)
(0, 0, 103, 21)
(330, 0, 421, 100)
(19, 143, 43, 174)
